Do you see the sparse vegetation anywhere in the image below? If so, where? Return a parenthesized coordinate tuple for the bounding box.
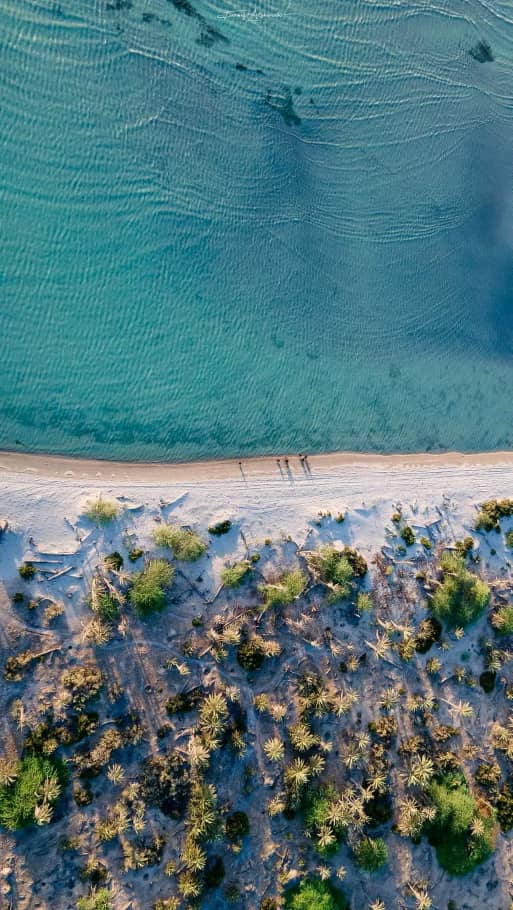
(261, 568, 306, 607)
(154, 524, 207, 561)
(222, 561, 251, 588)
(4, 494, 513, 906)
(84, 497, 119, 525)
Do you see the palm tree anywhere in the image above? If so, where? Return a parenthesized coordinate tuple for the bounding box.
(404, 755, 434, 789)
(317, 826, 336, 850)
(289, 722, 317, 752)
(34, 802, 53, 825)
(284, 758, 310, 791)
(107, 763, 125, 785)
(182, 838, 207, 872)
(264, 737, 284, 762)
(332, 688, 358, 716)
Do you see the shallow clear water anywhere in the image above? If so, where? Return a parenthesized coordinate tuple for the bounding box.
(2, 0, 513, 459)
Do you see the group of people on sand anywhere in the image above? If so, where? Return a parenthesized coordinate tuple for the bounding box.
(236, 453, 310, 472)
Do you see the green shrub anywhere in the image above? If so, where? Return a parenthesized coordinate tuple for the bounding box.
(91, 592, 119, 623)
(430, 554, 489, 627)
(208, 520, 232, 536)
(76, 889, 112, 910)
(353, 836, 388, 871)
(129, 560, 174, 616)
(426, 773, 496, 875)
(309, 545, 366, 601)
(401, 526, 415, 546)
(420, 536, 432, 550)
(221, 561, 251, 588)
(455, 537, 475, 557)
(225, 810, 250, 840)
(283, 879, 348, 910)
(356, 592, 373, 613)
(302, 784, 345, 853)
(19, 562, 36, 580)
(84, 497, 119, 525)
(261, 569, 306, 608)
(476, 499, 513, 532)
(0, 754, 64, 830)
(153, 524, 207, 561)
(505, 530, 513, 549)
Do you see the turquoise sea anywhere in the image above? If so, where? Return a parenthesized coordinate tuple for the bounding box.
(2, 0, 513, 460)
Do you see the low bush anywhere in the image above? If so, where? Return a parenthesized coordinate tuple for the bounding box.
(208, 520, 232, 536)
(165, 687, 204, 716)
(129, 560, 174, 616)
(496, 780, 513, 831)
(479, 670, 496, 694)
(430, 554, 489, 627)
(356, 592, 373, 613)
(415, 617, 442, 653)
(309, 545, 367, 601)
(401, 526, 415, 546)
(62, 665, 104, 708)
(284, 878, 348, 910)
(222, 561, 251, 588)
(491, 605, 513, 634)
(104, 551, 123, 571)
(153, 524, 207, 561)
(128, 547, 144, 562)
(302, 784, 346, 853)
(476, 499, 513, 532)
(91, 591, 119, 623)
(353, 835, 388, 871)
(237, 639, 265, 671)
(204, 855, 225, 888)
(77, 888, 112, 910)
(426, 772, 496, 875)
(225, 810, 250, 840)
(139, 752, 190, 819)
(0, 754, 64, 830)
(84, 497, 119, 525)
(261, 569, 306, 608)
(19, 562, 36, 580)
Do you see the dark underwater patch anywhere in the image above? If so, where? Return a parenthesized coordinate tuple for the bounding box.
(469, 40, 494, 63)
(265, 87, 301, 126)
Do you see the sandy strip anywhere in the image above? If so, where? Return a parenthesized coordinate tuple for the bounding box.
(2, 448, 513, 482)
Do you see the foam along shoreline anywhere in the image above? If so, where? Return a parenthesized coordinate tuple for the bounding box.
(3, 448, 513, 483)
